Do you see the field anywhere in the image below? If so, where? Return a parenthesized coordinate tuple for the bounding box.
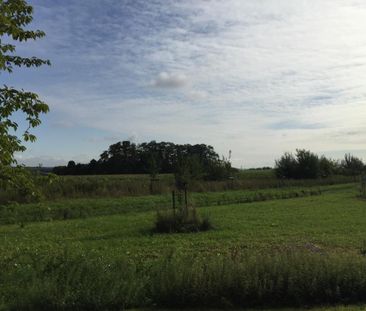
(1, 169, 355, 202)
(1, 173, 366, 310)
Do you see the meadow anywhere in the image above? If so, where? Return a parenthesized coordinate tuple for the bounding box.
(1, 175, 366, 310)
(3, 0, 366, 309)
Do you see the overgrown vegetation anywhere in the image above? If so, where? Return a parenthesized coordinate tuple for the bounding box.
(3, 249, 366, 310)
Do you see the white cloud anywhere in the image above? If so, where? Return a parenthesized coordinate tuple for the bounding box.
(151, 72, 188, 88)
(15, 155, 67, 167)
(7, 0, 366, 167)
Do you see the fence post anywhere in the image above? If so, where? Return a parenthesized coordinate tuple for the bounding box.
(184, 187, 188, 210)
(172, 190, 176, 212)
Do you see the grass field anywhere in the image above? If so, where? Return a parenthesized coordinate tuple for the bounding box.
(0, 184, 333, 224)
(1, 183, 364, 258)
(1, 182, 366, 309)
(0, 169, 357, 206)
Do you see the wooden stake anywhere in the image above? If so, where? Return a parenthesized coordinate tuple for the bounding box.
(172, 190, 176, 211)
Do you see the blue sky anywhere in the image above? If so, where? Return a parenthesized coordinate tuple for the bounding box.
(3, 0, 366, 167)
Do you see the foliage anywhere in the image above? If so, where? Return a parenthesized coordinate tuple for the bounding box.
(276, 149, 343, 179)
(295, 149, 320, 178)
(0, 0, 50, 202)
(54, 140, 232, 180)
(0, 87, 49, 165)
(274, 152, 297, 179)
(0, 0, 50, 164)
(0, 165, 42, 203)
(319, 155, 339, 177)
(341, 153, 365, 177)
(0, 167, 59, 205)
(146, 152, 160, 179)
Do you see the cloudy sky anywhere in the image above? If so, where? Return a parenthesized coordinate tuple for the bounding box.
(4, 0, 366, 167)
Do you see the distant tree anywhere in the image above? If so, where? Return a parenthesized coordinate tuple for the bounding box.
(144, 152, 160, 179)
(206, 157, 231, 180)
(54, 141, 231, 180)
(275, 152, 297, 179)
(319, 156, 339, 177)
(341, 153, 365, 177)
(88, 159, 98, 173)
(275, 149, 331, 179)
(295, 149, 319, 179)
(67, 161, 76, 168)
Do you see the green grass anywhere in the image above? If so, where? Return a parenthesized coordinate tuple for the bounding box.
(0, 183, 349, 225)
(138, 308, 366, 311)
(3, 248, 366, 310)
(2, 183, 366, 309)
(0, 183, 364, 259)
(235, 168, 276, 179)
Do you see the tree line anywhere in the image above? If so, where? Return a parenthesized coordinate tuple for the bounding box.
(275, 149, 365, 179)
(53, 141, 233, 181)
(54, 144, 366, 181)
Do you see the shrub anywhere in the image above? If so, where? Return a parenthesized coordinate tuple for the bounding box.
(155, 208, 212, 233)
(275, 149, 339, 179)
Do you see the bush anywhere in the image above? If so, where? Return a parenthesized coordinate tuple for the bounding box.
(155, 208, 212, 233)
(275, 149, 341, 179)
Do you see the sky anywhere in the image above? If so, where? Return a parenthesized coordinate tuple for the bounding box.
(3, 0, 366, 168)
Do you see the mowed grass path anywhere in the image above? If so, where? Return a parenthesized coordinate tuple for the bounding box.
(1, 184, 365, 259)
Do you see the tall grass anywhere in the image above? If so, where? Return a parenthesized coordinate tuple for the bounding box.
(2, 249, 366, 310)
